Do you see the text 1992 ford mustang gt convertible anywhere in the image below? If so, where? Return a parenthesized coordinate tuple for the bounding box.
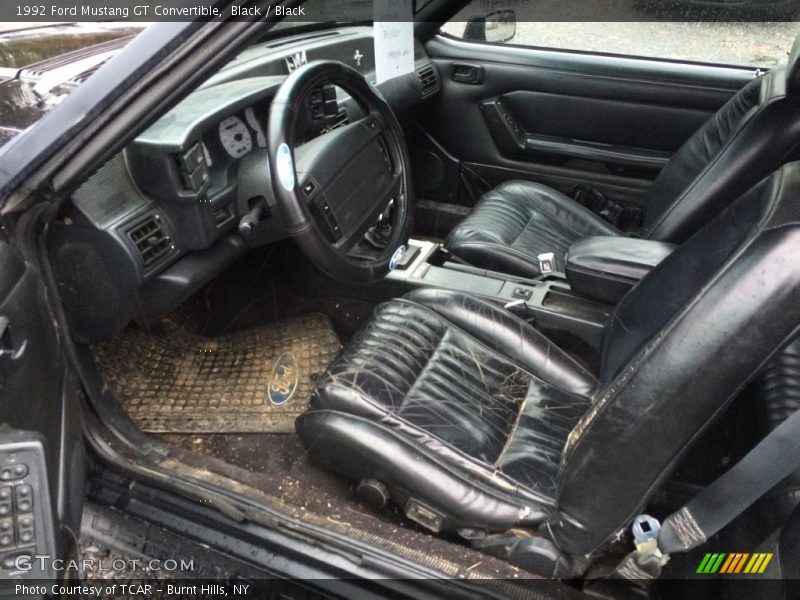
(1, 2, 800, 598)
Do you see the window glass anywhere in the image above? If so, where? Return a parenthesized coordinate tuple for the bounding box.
(442, 0, 800, 68)
(0, 24, 142, 68)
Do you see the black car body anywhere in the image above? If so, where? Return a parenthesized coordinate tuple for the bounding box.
(0, 24, 142, 148)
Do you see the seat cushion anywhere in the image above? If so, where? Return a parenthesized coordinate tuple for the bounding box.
(297, 288, 596, 533)
(445, 181, 620, 277)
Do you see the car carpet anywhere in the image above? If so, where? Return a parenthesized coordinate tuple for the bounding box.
(92, 313, 340, 433)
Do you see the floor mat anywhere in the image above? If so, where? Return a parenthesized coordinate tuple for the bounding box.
(93, 314, 340, 433)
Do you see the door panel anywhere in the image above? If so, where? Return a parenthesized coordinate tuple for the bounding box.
(416, 35, 758, 207)
(0, 238, 83, 580)
(501, 90, 709, 153)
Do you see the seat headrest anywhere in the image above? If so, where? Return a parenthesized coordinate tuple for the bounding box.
(786, 33, 800, 94)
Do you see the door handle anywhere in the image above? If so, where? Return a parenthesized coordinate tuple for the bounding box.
(451, 63, 484, 84)
(0, 316, 27, 363)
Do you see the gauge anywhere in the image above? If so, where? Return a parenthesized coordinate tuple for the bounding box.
(245, 107, 266, 148)
(200, 141, 213, 166)
(218, 116, 252, 158)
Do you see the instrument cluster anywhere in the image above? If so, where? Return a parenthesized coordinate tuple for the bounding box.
(216, 106, 267, 159)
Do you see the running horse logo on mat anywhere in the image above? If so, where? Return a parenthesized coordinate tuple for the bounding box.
(268, 352, 299, 406)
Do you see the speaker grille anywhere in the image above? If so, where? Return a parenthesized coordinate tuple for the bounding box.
(73, 154, 146, 227)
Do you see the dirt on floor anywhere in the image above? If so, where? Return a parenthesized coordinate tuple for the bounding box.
(159, 432, 543, 581)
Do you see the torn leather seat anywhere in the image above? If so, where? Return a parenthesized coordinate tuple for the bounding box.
(445, 36, 800, 277)
(297, 163, 800, 575)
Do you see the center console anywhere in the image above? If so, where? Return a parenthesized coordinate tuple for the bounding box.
(386, 236, 677, 360)
(293, 231, 676, 366)
(387, 240, 612, 354)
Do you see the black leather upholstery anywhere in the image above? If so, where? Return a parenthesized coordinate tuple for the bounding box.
(565, 236, 676, 304)
(298, 163, 800, 570)
(444, 181, 619, 278)
(297, 289, 596, 532)
(756, 337, 800, 442)
(446, 42, 800, 278)
(642, 68, 800, 243)
(754, 337, 800, 533)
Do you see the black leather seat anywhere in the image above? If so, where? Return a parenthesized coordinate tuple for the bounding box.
(297, 163, 800, 575)
(445, 38, 800, 277)
(754, 337, 800, 534)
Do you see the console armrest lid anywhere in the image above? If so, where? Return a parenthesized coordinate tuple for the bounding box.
(566, 236, 676, 304)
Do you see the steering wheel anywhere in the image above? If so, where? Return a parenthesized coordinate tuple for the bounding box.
(268, 61, 414, 283)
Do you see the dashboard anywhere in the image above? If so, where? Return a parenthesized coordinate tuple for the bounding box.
(49, 26, 441, 343)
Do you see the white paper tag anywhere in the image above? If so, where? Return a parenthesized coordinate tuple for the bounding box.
(373, 0, 414, 85)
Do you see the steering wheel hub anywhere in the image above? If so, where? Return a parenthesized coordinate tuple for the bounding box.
(268, 61, 414, 283)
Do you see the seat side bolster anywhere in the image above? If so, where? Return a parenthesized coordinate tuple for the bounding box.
(752, 336, 800, 534)
(443, 240, 546, 278)
(296, 410, 551, 532)
(553, 210, 800, 557)
(404, 288, 598, 398)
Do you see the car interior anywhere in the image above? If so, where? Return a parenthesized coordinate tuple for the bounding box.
(31, 8, 800, 598)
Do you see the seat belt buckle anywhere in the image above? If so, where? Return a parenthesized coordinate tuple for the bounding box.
(604, 515, 669, 582)
(537, 252, 555, 274)
(632, 514, 662, 555)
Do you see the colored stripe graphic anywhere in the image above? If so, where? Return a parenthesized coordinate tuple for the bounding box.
(697, 552, 773, 574)
(744, 553, 773, 574)
(697, 553, 726, 574)
(734, 553, 750, 573)
(721, 553, 748, 574)
(696, 553, 713, 573)
(719, 554, 735, 574)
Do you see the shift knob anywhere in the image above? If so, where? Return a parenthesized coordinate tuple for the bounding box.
(238, 204, 264, 237)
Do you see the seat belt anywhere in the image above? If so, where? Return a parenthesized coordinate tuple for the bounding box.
(612, 408, 800, 580)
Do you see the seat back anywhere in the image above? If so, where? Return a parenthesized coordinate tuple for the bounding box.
(641, 36, 800, 245)
(550, 163, 800, 557)
(752, 336, 800, 536)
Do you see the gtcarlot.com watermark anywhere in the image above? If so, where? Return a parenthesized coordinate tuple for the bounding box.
(13, 553, 195, 573)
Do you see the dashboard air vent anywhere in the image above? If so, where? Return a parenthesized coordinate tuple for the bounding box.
(416, 64, 439, 98)
(127, 214, 172, 268)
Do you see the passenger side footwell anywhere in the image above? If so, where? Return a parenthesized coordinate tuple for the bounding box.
(93, 314, 340, 433)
